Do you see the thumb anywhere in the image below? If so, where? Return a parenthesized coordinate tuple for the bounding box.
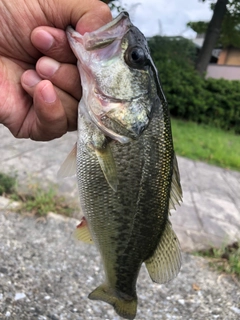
(75, 1, 113, 34)
(44, 0, 112, 33)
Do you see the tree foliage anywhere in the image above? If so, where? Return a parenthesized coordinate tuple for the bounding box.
(221, 0, 240, 47)
(189, 0, 240, 48)
(148, 36, 240, 133)
(187, 21, 208, 34)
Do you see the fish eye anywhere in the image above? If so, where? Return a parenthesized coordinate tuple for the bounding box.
(125, 47, 146, 68)
(130, 48, 144, 62)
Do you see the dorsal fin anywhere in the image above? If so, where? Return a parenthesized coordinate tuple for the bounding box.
(169, 154, 182, 211)
(145, 220, 181, 283)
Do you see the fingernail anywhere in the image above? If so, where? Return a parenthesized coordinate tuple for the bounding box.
(22, 71, 41, 87)
(38, 57, 60, 77)
(41, 82, 57, 103)
(34, 30, 54, 51)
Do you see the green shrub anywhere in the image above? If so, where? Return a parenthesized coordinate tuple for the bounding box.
(148, 36, 240, 134)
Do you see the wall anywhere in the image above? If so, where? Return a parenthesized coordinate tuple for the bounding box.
(218, 48, 240, 66)
(206, 64, 240, 80)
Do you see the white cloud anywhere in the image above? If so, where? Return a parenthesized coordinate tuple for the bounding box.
(117, 0, 213, 38)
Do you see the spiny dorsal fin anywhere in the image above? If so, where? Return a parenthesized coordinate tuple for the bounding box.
(94, 144, 119, 192)
(57, 143, 77, 178)
(145, 220, 181, 284)
(73, 216, 94, 244)
(169, 154, 182, 211)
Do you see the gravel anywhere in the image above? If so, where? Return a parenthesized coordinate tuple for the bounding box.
(0, 211, 239, 320)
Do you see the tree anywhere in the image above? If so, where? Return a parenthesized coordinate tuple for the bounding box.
(221, 0, 240, 47)
(187, 21, 209, 35)
(195, 0, 229, 75)
(188, 2, 240, 49)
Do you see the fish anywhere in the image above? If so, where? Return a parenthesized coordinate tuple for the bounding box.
(64, 11, 182, 320)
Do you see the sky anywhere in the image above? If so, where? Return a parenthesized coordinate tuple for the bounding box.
(114, 0, 213, 38)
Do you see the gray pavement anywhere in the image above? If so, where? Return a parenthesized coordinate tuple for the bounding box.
(0, 211, 239, 320)
(1, 124, 240, 252)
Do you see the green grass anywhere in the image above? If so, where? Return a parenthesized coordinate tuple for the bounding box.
(19, 186, 74, 217)
(0, 172, 75, 217)
(195, 242, 240, 280)
(171, 118, 240, 171)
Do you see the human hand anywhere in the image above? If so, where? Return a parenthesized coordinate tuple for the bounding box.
(0, 0, 111, 140)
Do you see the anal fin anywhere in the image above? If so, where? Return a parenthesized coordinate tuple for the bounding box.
(145, 220, 181, 284)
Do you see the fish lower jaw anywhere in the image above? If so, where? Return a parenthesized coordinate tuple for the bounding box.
(87, 107, 131, 144)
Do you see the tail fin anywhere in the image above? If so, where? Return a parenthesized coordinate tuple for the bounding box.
(88, 284, 137, 320)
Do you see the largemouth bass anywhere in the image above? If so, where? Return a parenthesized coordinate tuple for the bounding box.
(64, 11, 182, 320)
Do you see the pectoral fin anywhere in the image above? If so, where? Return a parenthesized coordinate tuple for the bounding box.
(95, 144, 119, 192)
(73, 217, 94, 244)
(57, 143, 77, 178)
(145, 220, 181, 284)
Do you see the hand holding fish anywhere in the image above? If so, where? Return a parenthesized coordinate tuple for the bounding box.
(0, 0, 111, 140)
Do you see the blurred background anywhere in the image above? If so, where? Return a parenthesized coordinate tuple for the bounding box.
(0, 1, 240, 319)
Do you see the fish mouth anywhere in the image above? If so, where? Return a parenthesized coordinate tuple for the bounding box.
(66, 12, 132, 53)
(83, 12, 132, 51)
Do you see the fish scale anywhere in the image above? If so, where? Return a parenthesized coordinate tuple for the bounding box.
(65, 11, 182, 320)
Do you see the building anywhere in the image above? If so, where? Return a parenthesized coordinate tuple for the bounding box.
(193, 34, 240, 80)
(207, 46, 240, 80)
